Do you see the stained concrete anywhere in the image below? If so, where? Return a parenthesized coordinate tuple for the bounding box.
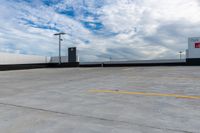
(0, 67, 199, 133)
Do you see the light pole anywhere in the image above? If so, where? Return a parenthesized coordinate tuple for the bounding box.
(109, 56, 112, 62)
(54, 32, 66, 65)
(179, 51, 183, 60)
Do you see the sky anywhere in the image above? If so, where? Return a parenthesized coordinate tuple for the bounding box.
(0, 0, 200, 61)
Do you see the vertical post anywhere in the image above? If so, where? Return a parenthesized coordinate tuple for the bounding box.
(101, 63, 104, 67)
(45, 56, 47, 63)
(59, 35, 61, 65)
(179, 51, 182, 60)
(54, 32, 66, 65)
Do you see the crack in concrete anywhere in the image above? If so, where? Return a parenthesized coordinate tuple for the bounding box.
(0, 102, 194, 133)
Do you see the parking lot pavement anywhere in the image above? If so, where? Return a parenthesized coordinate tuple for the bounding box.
(0, 67, 199, 133)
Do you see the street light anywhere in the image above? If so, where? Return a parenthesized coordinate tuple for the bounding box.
(54, 32, 66, 65)
(179, 51, 183, 60)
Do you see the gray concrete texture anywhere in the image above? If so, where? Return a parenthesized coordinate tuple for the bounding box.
(0, 67, 199, 133)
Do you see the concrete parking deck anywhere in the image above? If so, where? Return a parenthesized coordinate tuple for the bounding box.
(0, 67, 199, 133)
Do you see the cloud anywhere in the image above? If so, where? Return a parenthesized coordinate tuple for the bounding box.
(0, 0, 200, 61)
(97, 0, 200, 59)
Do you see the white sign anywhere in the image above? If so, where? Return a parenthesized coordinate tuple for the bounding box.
(188, 37, 200, 59)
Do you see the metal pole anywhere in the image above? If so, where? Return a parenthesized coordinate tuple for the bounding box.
(54, 32, 65, 65)
(59, 35, 61, 65)
(179, 51, 182, 60)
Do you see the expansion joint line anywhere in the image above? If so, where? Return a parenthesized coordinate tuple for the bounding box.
(0, 102, 195, 133)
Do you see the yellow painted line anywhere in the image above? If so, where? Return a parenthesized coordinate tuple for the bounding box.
(89, 89, 200, 100)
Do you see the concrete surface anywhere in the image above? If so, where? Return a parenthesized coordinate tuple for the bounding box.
(0, 67, 199, 133)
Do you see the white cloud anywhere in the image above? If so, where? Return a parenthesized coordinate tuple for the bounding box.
(97, 0, 200, 60)
(0, 0, 200, 61)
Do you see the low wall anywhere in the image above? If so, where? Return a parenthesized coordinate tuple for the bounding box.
(0, 63, 48, 71)
(0, 63, 79, 71)
(0, 57, 199, 71)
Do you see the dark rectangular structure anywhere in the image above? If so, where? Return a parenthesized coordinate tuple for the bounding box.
(186, 58, 200, 65)
(68, 47, 77, 63)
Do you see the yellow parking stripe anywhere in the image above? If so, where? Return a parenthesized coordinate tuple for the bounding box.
(89, 89, 200, 100)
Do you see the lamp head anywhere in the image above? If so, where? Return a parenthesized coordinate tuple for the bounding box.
(54, 32, 66, 36)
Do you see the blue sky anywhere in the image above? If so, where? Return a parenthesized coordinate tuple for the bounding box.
(0, 0, 200, 61)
